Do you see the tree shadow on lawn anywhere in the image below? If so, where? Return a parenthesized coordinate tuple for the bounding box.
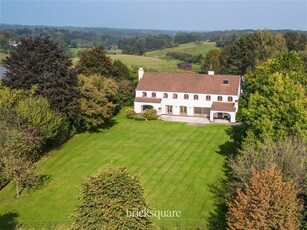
(27, 174, 52, 194)
(0, 211, 22, 229)
(206, 133, 239, 230)
(84, 118, 119, 134)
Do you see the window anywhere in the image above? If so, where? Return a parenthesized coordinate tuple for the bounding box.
(166, 105, 173, 114)
(163, 93, 168, 98)
(184, 94, 189, 100)
(218, 96, 223, 101)
(194, 95, 199, 100)
(228, 96, 233, 102)
(180, 106, 187, 115)
(206, 95, 211, 101)
(142, 92, 147, 97)
(173, 93, 178, 99)
(152, 92, 156, 98)
(223, 80, 229, 85)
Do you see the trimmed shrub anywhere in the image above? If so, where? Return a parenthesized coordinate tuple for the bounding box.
(125, 108, 137, 119)
(143, 108, 159, 120)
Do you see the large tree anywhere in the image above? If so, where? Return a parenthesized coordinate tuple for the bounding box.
(72, 166, 152, 229)
(78, 45, 113, 77)
(200, 49, 222, 74)
(2, 36, 80, 125)
(227, 165, 302, 230)
(284, 31, 307, 52)
(220, 30, 287, 75)
(0, 84, 68, 147)
(0, 124, 43, 197)
(228, 137, 307, 196)
(78, 47, 136, 108)
(233, 52, 307, 146)
(77, 74, 118, 130)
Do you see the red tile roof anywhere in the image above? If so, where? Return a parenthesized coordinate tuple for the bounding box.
(135, 97, 162, 103)
(136, 72, 240, 95)
(211, 102, 236, 112)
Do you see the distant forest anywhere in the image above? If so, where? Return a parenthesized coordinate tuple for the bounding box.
(0, 24, 306, 56)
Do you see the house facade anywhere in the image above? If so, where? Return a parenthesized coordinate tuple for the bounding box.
(134, 68, 241, 123)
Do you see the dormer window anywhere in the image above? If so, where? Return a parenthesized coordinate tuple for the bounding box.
(218, 96, 223, 101)
(184, 94, 189, 100)
(223, 80, 229, 85)
(228, 96, 233, 102)
(206, 95, 211, 101)
(152, 92, 156, 98)
(142, 92, 147, 97)
(173, 93, 178, 99)
(163, 93, 168, 98)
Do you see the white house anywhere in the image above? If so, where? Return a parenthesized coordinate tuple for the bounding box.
(134, 68, 241, 123)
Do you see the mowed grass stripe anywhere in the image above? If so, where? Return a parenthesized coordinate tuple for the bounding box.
(0, 113, 232, 229)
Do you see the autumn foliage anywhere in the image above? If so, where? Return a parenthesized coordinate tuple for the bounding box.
(227, 165, 301, 230)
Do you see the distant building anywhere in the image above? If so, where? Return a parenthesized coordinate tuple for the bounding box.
(134, 68, 241, 123)
(177, 62, 192, 71)
(8, 40, 20, 47)
(110, 45, 118, 50)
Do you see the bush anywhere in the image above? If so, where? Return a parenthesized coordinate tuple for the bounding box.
(125, 108, 137, 119)
(143, 108, 159, 120)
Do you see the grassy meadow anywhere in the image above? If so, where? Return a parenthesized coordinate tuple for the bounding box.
(145, 42, 219, 59)
(0, 111, 234, 229)
(69, 42, 222, 73)
(108, 54, 200, 73)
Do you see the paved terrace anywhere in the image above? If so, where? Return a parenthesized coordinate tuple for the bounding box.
(160, 115, 232, 125)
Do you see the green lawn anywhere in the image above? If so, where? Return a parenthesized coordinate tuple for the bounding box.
(145, 42, 219, 59)
(0, 51, 7, 64)
(0, 112, 233, 229)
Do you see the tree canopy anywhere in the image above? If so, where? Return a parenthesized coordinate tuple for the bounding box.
(72, 166, 152, 229)
(77, 74, 118, 130)
(227, 165, 302, 230)
(234, 52, 307, 146)
(220, 30, 287, 75)
(78, 45, 114, 77)
(2, 36, 80, 125)
(200, 49, 222, 74)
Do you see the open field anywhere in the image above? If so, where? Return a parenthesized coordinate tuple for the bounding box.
(0, 111, 234, 229)
(145, 42, 219, 59)
(108, 54, 200, 73)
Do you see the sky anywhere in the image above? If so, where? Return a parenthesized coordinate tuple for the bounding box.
(0, 0, 306, 31)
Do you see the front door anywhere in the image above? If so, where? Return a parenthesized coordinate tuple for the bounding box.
(180, 106, 187, 115)
(166, 105, 173, 115)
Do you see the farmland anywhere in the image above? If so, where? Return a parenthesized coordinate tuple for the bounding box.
(0, 111, 234, 229)
(145, 42, 219, 59)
